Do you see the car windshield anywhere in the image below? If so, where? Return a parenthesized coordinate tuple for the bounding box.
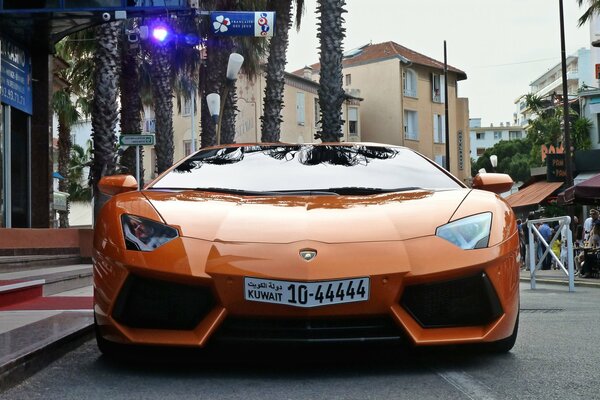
(149, 144, 464, 193)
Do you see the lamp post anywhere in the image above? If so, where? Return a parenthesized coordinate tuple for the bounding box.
(215, 53, 244, 145)
(490, 154, 498, 172)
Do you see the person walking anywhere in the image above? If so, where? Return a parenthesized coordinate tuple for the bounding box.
(538, 220, 553, 270)
(583, 209, 599, 242)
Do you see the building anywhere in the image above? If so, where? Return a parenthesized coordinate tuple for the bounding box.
(514, 47, 593, 127)
(469, 118, 527, 159)
(293, 41, 471, 184)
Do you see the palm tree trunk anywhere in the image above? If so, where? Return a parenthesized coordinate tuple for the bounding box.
(90, 22, 121, 222)
(316, 0, 347, 142)
(150, 43, 175, 174)
(119, 34, 144, 185)
(57, 114, 71, 228)
(261, 0, 293, 142)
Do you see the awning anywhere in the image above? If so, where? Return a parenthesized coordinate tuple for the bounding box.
(505, 181, 564, 208)
(557, 172, 600, 205)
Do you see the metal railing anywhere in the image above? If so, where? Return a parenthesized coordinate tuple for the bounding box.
(527, 216, 575, 292)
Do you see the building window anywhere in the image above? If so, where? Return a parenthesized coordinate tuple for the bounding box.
(509, 130, 522, 140)
(403, 69, 417, 98)
(144, 118, 156, 133)
(348, 107, 358, 137)
(404, 110, 419, 140)
(494, 131, 502, 140)
(296, 92, 305, 125)
(476, 148, 486, 156)
(434, 154, 447, 169)
(183, 140, 199, 156)
(432, 73, 445, 103)
(433, 114, 445, 143)
(345, 74, 351, 86)
(182, 97, 192, 116)
(476, 132, 484, 140)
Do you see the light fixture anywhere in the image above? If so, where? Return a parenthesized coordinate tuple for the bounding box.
(226, 53, 244, 81)
(206, 93, 220, 124)
(490, 154, 498, 168)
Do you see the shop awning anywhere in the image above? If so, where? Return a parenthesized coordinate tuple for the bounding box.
(505, 181, 564, 208)
(557, 172, 600, 205)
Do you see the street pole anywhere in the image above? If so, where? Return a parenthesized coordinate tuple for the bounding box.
(559, 0, 573, 188)
(444, 40, 450, 172)
(191, 86, 196, 153)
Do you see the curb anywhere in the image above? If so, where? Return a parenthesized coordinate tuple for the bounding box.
(0, 323, 93, 392)
(520, 276, 600, 289)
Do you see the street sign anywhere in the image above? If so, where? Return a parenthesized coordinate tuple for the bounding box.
(119, 134, 155, 146)
(210, 11, 275, 37)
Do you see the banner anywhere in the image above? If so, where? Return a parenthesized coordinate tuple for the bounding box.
(210, 11, 275, 37)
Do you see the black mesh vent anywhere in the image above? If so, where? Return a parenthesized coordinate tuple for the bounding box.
(213, 316, 405, 343)
(113, 275, 214, 330)
(401, 273, 503, 328)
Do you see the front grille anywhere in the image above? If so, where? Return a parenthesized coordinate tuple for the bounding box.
(213, 316, 405, 343)
(112, 274, 214, 330)
(401, 272, 503, 328)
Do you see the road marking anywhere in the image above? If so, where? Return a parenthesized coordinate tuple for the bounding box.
(437, 370, 497, 400)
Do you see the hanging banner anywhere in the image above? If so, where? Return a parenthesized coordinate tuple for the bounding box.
(210, 11, 275, 37)
(0, 37, 32, 114)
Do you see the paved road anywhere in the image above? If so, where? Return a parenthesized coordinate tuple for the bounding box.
(2, 282, 599, 400)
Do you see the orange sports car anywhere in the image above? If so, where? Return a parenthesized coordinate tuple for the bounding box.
(93, 143, 519, 354)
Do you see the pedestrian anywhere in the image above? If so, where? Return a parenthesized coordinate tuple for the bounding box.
(583, 209, 599, 242)
(538, 220, 553, 270)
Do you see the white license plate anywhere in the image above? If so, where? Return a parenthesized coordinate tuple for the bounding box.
(244, 277, 370, 308)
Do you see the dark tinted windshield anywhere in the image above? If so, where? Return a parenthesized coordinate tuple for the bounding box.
(149, 144, 463, 192)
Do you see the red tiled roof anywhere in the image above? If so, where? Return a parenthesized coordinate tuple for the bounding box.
(292, 41, 467, 80)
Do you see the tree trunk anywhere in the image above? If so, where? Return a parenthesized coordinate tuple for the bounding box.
(57, 113, 71, 228)
(316, 0, 347, 142)
(150, 43, 175, 174)
(119, 34, 144, 185)
(261, 0, 293, 142)
(90, 22, 121, 223)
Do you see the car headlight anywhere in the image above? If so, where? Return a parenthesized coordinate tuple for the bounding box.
(121, 214, 178, 251)
(436, 212, 492, 250)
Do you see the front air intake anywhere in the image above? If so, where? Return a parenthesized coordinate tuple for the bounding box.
(112, 274, 214, 330)
(400, 273, 503, 328)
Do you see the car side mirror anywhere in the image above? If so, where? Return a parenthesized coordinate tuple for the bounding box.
(472, 173, 513, 195)
(98, 174, 138, 196)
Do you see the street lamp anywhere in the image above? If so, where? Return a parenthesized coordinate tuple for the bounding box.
(216, 53, 244, 145)
(206, 93, 220, 139)
(490, 154, 498, 172)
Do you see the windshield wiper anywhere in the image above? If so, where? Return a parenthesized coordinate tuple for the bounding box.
(318, 187, 424, 195)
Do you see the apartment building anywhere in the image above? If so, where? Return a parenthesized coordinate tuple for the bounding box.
(469, 118, 527, 159)
(294, 41, 471, 184)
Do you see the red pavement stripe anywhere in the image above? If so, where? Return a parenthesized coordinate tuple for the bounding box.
(0, 296, 92, 311)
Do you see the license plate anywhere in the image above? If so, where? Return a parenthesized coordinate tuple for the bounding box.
(244, 277, 369, 308)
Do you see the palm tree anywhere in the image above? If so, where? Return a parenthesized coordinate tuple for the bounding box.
(68, 142, 93, 202)
(260, 0, 304, 142)
(90, 21, 121, 221)
(52, 38, 94, 227)
(315, 0, 347, 142)
(576, 0, 600, 25)
(119, 19, 144, 182)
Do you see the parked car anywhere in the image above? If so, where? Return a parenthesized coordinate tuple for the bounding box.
(93, 142, 519, 354)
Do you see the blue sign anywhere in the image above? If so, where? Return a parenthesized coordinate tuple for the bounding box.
(210, 11, 275, 37)
(1, 38, 32, 114)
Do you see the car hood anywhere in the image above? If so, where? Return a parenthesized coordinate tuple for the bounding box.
(142, 189, 470, 243)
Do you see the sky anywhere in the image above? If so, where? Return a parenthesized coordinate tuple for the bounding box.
(285, 0, 592, 126)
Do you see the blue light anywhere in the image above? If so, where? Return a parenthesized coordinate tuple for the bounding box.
(152, 26, 169, 42)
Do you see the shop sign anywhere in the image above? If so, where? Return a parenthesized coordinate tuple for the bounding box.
(546, 153, 566, 182)
(0, 37, 32, 114)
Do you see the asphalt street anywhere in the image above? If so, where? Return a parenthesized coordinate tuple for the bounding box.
(1, 282, 599, 400)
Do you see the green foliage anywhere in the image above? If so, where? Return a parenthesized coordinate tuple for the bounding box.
(471, 139, 533, 183)
(572, 117, 592, 151)
(68, 142, 92, 202)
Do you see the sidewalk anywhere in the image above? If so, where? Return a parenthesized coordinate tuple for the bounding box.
(0, 265, 93, 390)
(1, 264, 599, 391)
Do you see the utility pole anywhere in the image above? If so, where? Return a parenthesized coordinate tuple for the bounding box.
(444, 41, 450, 172)
(559, 0, 573, 188)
